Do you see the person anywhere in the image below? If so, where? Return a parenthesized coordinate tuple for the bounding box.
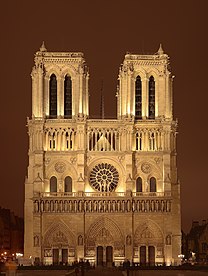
(79, 259, 85, 276)
(126, 259, 130, 276)
(75, 266, 79, 276)
(86, 260, 90, 271)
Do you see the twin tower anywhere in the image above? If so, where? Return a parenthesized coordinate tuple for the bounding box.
(24, 43, 181, 266)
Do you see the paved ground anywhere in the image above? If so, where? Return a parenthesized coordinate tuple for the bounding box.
(2, 268, 208, 276)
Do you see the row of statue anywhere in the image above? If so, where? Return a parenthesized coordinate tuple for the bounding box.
(34, 199, 171, 213)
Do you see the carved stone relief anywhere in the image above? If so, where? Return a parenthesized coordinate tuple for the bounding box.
(141, 162, 152, 174)
(54, 162, 66, 173)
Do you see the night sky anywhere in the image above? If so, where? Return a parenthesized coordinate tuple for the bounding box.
(1, 0, 207, 232)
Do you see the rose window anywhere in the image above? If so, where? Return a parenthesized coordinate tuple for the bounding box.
(89, 163, 119, 192)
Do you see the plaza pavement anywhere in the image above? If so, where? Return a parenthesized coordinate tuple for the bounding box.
(4, 267, 208, 276)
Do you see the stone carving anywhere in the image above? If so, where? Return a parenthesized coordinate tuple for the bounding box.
(141, 228, 153, 238)
(166, 234, 171, 245)
(54, 162, 66, 173)
(52, 230, 68, 245)
(44, 249, 52, 257)
(141, 162, 152, 174)
(154, 157, 161, 164)
(126, 235, 132, 245)
(45, 158, 51, 165)
(96, 227, 113, 244)
(118, 155, 125, 163)
(86, 248, 95, 256)
(34, 235, 40, 247)
(78, 235, 83, 246)
(70, 157, 77, 164)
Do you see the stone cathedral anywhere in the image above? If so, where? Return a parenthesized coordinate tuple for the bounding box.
(24, 43, 181, 266)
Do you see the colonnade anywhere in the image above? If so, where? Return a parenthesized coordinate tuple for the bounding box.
(33, 198, 171, 213)
(30, 125, 173, 152)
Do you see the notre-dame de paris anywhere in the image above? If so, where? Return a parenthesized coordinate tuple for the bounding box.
(24, 43, 181, 266)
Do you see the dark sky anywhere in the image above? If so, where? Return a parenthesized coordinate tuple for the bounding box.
(1, 0, 207, 232)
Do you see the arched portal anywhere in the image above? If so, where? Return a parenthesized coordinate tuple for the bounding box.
(134, 220, 164, 266)
(43, 222, 75, 265)
(86, 217, 124, 266)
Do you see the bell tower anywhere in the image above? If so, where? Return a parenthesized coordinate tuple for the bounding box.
(24, 42, 89, 258)
(117, 44, 173, 120)
(31, 42, 89, 119)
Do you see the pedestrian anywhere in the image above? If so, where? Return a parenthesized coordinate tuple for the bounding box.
(75, 266, 79, 276)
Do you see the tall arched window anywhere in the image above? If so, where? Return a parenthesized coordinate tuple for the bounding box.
(64, 176, 72, 193)
(150, 177, 156, 192)
(50, 176, 57, 192)
(136, 177, 142, 192)
(135, 76, 142, 119)
(64, 75, 72, 118)
(148, 76, 155, 119)
(49, 74, 57, 118)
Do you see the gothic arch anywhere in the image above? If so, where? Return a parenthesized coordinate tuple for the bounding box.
(45, 160, 78, 193)
(86, 216, 124, 247)
(45, 66, 60, 80)
(134, 219, 164, 245)
(43, 220, 75, 248)
(46, 159, 78, 180)
(136, 160, 162, 179)
(146, 68, 159, 79)
(45, 65, 61, 79)
(133, 69, 146, 80)
(61, 65, 78, 79)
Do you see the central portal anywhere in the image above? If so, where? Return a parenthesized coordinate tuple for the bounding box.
(97, 246, 113, 266)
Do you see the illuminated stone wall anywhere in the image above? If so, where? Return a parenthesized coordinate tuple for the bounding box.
(24, 43, 181, 266)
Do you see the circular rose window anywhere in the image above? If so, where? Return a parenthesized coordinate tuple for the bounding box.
(89, 163, 119, 192)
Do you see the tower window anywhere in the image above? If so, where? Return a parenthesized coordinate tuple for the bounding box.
(136, 177, 142, 192)
(148, 76, 155, 119)
(135, 76, 142, 119)
(50, 176, 57, 192)
(150, 177, 156, 192)
(65, 176, 72, 193)
(64, 75, 72, 118)
(49, 74, 57, 118)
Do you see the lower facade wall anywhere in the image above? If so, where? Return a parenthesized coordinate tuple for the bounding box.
(29, 212, 181, 266)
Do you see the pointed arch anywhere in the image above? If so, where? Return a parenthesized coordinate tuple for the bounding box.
(86, 216, 124, 247)
(43, 221, 75, 247)
(64, 75, 72, 118)
(136, 177, 142, 192)
(50, 176, 57, 192)
(135, 76, 142, 119)
(148, 76, 155, 119)
(150, 177, 156, 192)
(49, 74, 57, 118)
(64, 176, 72, 192)
(134, 219, 164, 245)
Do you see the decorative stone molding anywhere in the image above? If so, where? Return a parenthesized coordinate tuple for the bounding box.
(54, 162, 66, 173)
(154, 157, 161, 165)
(70, 157, 77, 164)
(118, 155, 125, 163)
(141, 162, 152, 174)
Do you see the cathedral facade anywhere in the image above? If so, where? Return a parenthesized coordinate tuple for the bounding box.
(24, 43, 181, 266)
